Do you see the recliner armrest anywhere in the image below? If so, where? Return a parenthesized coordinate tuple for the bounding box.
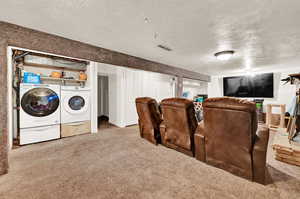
(138, 119, 143, 138)
(196, 121, 205, 136)
(194, 121, 206, 161)
(252, 124, 269, 184)
(160, 121, 166, 145)
(253, 125, 269, 152)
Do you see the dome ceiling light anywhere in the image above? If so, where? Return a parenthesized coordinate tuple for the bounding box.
(214, 50, 235, 61)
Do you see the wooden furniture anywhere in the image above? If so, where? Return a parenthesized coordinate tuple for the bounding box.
(266, 104, 286, 130)
(281, 73, 300, 141)
(272, 73, 300, 167)
(61, 121, 91, 138)
(272, 129, 300, 167)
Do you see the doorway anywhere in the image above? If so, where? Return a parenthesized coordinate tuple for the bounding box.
(97, 75, 114, 130)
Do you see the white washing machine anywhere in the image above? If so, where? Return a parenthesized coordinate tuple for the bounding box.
(61, 86, 91, 124)
(19, 83, 61, 145)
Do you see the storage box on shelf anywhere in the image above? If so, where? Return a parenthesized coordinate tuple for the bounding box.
(19, 51, 88, 86)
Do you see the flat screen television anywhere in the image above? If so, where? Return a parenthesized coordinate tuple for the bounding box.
(223, 73, 274, 98)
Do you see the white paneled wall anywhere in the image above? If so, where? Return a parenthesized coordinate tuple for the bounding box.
(124, 69, 176, 126)
(124, 69, 143, 126)
(142, 71, 176, 101)
(94, 63, 176, 127)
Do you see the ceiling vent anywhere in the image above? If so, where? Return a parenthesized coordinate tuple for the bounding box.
(157, 45, 172, 51)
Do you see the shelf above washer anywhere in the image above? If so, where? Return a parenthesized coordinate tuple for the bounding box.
(40, 77, 86, 82)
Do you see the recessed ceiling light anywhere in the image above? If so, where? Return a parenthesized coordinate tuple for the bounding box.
(214, 50, 234, 61)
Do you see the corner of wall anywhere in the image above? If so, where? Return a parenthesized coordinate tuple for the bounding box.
(0, 39, 8, 175)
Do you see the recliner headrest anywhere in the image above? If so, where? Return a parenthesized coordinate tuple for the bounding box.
(161, 98, 194, 108)
(135, 97, 157, 104)
(204, 97, 256, 113)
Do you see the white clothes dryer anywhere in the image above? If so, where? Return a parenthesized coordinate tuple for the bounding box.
(60, 86, 91, 124)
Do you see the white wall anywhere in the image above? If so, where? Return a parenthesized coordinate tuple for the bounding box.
(208, 68, 300, 113)
(93, 63, 176, 128)
(182, 78, 208, 100)
(87, 62, 98, 133)
(124, 69, 176, 126)
(141, 71, 176, 101)
(96, 63, 126, 127)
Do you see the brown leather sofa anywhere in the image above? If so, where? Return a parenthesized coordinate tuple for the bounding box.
(136, 97, 163, 145)
(160, 98, 198, 156)
(194, 97, 269, 184)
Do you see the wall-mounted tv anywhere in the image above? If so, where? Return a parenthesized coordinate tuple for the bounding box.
(223, 73, 274, 98)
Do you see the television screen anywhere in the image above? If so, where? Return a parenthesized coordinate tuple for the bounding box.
(223, 73, 274, 98)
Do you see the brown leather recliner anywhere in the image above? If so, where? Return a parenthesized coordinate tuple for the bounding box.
(160, 98, 198, 156)
(194, 97, 269, 184)
(136, 97, 163, 145)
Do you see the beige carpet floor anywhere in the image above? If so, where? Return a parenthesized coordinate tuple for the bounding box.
(0, 126, 300, 199)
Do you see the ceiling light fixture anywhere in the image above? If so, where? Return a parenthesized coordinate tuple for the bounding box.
(214, 50, 234, 61)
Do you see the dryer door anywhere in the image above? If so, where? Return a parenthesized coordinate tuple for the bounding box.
(64, 93, 89, 114)
(69, 96, 85, 111)
(21, 88, 60, 117)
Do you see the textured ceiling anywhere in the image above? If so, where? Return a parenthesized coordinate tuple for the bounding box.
(1, 0, 300, 75)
